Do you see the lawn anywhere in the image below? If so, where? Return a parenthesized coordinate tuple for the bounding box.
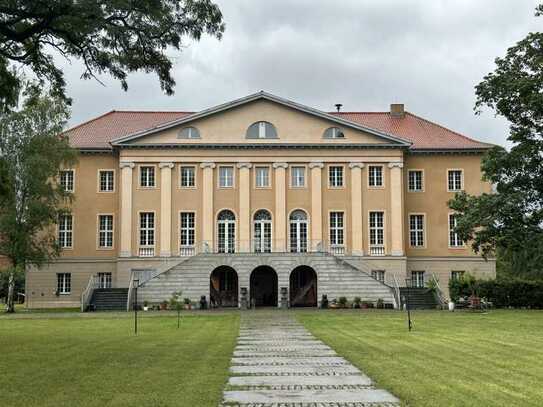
(0, 311, 239, 407)
(297, 309, 543, 407)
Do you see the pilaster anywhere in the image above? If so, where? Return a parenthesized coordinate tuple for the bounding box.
(349, 162, 365, 255)
(159, 162, 174, 257)
(237, 162, 252, 252)
(388, 162, 404, 256)
(309, 161, 324, 251)
(273, 162, 288, 252)
(119, 161, 135, 257)
(200, 162, 216, 252)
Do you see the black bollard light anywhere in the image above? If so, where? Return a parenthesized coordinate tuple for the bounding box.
(133, 278, 139, 335)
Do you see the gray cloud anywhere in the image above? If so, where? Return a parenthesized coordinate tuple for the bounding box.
(60, 0, 541, 147)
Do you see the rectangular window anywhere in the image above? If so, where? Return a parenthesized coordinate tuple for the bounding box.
(219, 166, 234, 188)
(180, 212, 195, 247)
(329, 166, 344, 188)
(140, 166, 155, 188)
(99, 170, 114, 192)
(329, 211, 344, 246)
(411, 271, 425, 288)
(449, 214, 463, 247)
(368, 166, 383, 187)
(371, 270, 385, 283)
(58, 214, 73, 248)
(139, 212, 155, 246)
(60, 170, 74, 192)
(98, 272, 112, 289)
(408, 170, 423, 192)
(291, 166, 305, 188)
(180, 166, 195, 188)
(98, 215, 114, 248)
(451, 270, 465, 281)
(255, 166, 270, 188)
(409, 214, 425, 247)
(369, 211, 384, 255)
(57, 273, 71, 294)
(448, 170, 463, 191)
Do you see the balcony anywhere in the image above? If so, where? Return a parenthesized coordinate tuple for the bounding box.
(179, 246, 196, 257)
(138, 247, 155, 257)
(369, 245, 385, 256)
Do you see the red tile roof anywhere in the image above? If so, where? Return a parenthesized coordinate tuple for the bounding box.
(65, 109, 491, 151)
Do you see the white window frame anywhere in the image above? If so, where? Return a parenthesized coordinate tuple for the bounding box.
(97, 214, 114, 249)
(180, 166, 196, 188)
(179, 211, 196, 248)
(59, 169, 75, 193)
(218, 166, 235, 188)
(328, 165, 344, 188)
(139, 165, 156, 188)
(58, 214, 73, 249)
(329, 211, 345, 246)
(98, 169, 115, 193)
(371, 270, 385, 283)
(451, 270, 465, 281)
(411, 270, 425, 288)
(139, 212, 155, 256)
(409, 213, 426, 248)
(368, 165, 384, 188)
(407, 169, 424, 192)
(57, 273, 71, 295)
(447, 169, 463, 192)
(290, 166, 306, 188)
(254, 166, 271, 188)
(448, 213, 464, 248)
(368, 211, 385, 255)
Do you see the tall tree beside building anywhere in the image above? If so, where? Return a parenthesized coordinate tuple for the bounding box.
(0, 0, 225, 111)
(0, 84, 76, 312)
(449, 6, 543, 277)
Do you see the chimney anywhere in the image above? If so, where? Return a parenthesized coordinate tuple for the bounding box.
(335, 103, 343, 112)
(390, 103, 405, 118)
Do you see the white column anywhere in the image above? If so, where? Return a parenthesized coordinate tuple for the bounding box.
(309, 161, 324, 251)
(273, 162, 288, 252)
(159, 162, 174, 257)
(119, 161, 135, 257)
(349, 162, 365, 255)
(388, 162, 405, 256)
(200, 162, 215, 252)
(237, 162, 252, 252)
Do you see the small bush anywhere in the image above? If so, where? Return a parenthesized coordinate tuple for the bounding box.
(338, 296, 348, 307)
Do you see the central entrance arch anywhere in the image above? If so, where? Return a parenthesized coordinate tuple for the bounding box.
(210, 266, 238, 307)
(290, 265, 318, 307)
(250, 266, 278, 307)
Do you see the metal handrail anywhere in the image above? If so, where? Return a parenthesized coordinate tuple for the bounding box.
(80, 275, 99, 312)
(392, 274, 402, 310)
(126, 272, 135, 311)
(429, 274, 448, 308)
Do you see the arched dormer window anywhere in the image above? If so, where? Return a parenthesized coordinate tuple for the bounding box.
(246, 121, 278, 139)
(178, 126, 200, 139)
(323, 127, 344, 139)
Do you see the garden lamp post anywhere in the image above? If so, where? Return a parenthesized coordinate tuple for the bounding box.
(404, 278, 413, 332)
(133, 278, 139, 335)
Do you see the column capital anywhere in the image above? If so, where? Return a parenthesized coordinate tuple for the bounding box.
(349, 162, 365, 169)
(119, 161, 135, 169)
(158, 162, 174, 169)
(200, 161, 216, 169)
(388, 162, 404, 169)
(236, 162, 252, 169)
(309, 161, 324, 169)
(273, 162, 288, 169)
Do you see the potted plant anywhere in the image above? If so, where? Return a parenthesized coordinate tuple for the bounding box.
(143, 300, 150, 311)
(361, 300, 371, 309)
(352, 297, 361, 309)
(376, 298, 384, 309)
(329, 298, 339, 309)
(160, 300, 169, 311)
(338, 296, 348, 309)
(448, 299, 455, 312)
(320, 294, 329, 309)
(183, 297, 191, 310)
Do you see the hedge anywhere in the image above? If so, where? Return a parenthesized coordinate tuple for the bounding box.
(449, 277, 543, 308)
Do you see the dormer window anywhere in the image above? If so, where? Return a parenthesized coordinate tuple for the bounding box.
(323, 127, 344, 139)
(178, 126, 200, 139)
(246, 121, 278, 139)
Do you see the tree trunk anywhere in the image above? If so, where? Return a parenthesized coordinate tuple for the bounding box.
(6, 270, 15, 313)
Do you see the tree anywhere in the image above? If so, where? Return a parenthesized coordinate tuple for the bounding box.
(0, 84, 76, 312)
(449, 5, 543, 277)
(169, 290, 183, 328)
(0, 0, 224, 111)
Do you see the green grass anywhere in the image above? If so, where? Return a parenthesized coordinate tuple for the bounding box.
(297, 309, 543, 407)
(0, 311, 239, 407)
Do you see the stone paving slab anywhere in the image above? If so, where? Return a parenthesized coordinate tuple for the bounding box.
(236, 345, 332, 351)
(229, 375, 372, 387)
(230, 365, 361, 375)
(234, 350, 338, 357)
(223, 389, 399, 404)
(231, 357, 349, 366)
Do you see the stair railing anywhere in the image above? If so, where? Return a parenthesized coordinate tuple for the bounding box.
(392, 274, 402, 310)
(429, 274, 447, 308)
(81, 275, 99, 312)
(126, 272, 136, 311)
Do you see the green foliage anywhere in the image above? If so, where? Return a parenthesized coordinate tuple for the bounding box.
(448, 273, 477, 301)
(0, 0, 225, 111)
(338, 296, 347, 307)
(448, 5, 543, 277)
(0, 266, 24, 302)
(169, 290, 183, 311)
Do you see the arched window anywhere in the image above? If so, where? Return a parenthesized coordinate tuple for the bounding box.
(289, 210, 308, 253)
(217, 210, 235, 253)
(253, 210, 272, 253)
(323, 127, 344, 139)
(178, 126, 200, 139)
(246, 121, 278, 139)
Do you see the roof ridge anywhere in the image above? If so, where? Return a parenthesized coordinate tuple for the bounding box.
(63, 110, 117, 134)
(112, 110, 194, 114)
(329, 111, 389, 115)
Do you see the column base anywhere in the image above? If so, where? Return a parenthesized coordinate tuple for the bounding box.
(119, 251, 131, 258)
(351, 249, 365, 256)
(160, 251, 172, 257)
(390, 250, 404, 256)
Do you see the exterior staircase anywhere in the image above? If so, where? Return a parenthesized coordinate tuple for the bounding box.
(399, 287, 439, 310)
(90, 288, 129, 311)
(138, 252, 397, 307)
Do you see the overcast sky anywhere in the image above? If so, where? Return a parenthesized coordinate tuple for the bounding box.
(60, 0, 541, 148)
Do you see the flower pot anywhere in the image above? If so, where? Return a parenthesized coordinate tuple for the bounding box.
(143, 306, 149, 311)
(184, 304, 192, 310)
(448, 301, 455, 312)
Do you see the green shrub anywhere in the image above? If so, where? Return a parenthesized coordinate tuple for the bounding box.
(338, 296, 347, 307)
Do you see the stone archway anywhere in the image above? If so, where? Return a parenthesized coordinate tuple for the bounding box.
(250, 266, 278, 307)
(210, 266, 238, 307)
(290, 265, 318, 307)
